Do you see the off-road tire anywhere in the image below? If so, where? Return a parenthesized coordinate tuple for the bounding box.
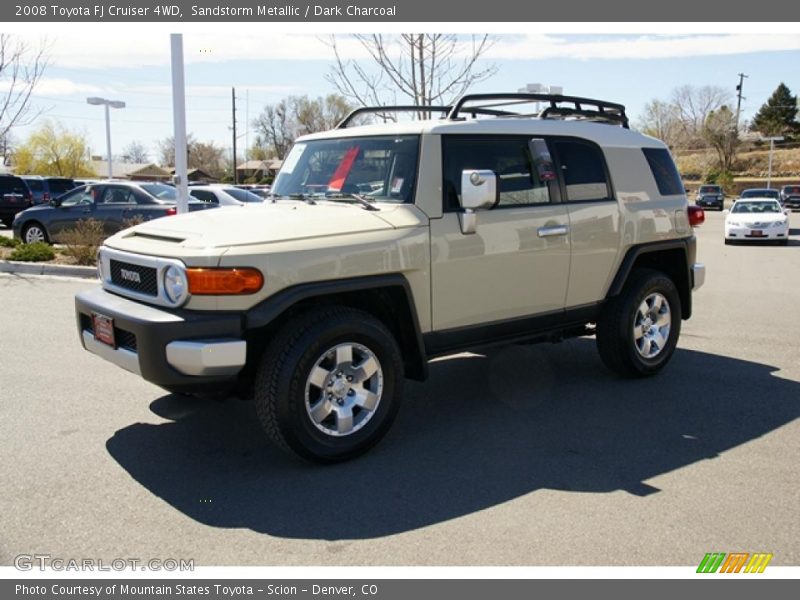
(596, 268, 682, 378)
(253, 306, 404, 463)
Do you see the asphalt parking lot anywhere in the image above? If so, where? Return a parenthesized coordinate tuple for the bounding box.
(0, 211, 798, 567)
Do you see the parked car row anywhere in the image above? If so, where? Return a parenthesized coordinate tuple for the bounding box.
(11, 181, 218, 244)
(695, 184, 800, 211)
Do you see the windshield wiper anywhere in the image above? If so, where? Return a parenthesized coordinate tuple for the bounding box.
(324, 192, 380, 211)
(268, 192, 316, 205)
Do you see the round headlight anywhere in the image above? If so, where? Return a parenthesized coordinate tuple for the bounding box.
(163, 265, 188, 305)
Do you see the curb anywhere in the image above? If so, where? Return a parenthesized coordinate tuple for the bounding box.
(0, 260, 97, 279)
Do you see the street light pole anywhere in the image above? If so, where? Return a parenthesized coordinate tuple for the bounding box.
(87, 97, 126, 180)
(763, 136, 784, 189)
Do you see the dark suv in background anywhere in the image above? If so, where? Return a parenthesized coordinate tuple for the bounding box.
(780, 185, 800, 210)
(695, 184, 725, 210)
(21, 176, 77, 205)
(0, 175, 34, 228)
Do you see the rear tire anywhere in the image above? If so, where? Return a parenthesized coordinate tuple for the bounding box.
(253, 306, 404, 463)
(596, 269, 682, 378)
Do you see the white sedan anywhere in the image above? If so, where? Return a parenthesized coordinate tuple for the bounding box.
(724, 199, 790, 245)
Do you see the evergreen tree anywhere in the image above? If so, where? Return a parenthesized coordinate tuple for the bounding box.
(751, 83, 799, 137)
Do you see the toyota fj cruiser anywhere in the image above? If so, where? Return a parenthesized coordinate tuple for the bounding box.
(75, 93, 706, 462)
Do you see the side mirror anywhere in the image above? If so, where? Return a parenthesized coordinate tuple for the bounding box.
(50, 197, 59, 207)
(459, 170, 497, 234)
(722, 209, 730, 215)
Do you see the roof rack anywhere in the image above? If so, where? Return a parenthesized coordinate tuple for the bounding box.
(447, 93, 629, 128)
(336, 104, 515, 129)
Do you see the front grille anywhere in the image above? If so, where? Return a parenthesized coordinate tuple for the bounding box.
(110, 259, 158, 296)
(744, 222, 768, 229)
(80, 313, 137, 352)
(116, 329, 138, 351)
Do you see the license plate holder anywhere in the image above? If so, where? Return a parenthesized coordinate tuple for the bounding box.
(92, 312, 116, 347)
(750, 230, 764, 237)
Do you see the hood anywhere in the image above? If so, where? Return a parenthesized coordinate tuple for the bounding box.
(108, 200, 402, 250)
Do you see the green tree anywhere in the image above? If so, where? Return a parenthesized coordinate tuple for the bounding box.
(13, 121, 93, 176)
(751, 83, 799, 137)
(703, 106, 739, 173)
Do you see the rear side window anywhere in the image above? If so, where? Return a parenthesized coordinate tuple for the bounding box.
(552, 140, 612, 202)
(642, 148, 684, 196)
(25, 179, 44, 192)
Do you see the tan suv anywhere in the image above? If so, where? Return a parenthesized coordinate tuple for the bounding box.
(75, 93, 706, 462)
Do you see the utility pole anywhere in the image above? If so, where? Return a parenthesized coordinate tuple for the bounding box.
(763, 136, 784, 189)
(232, 87, 238, 184)
(735, 73, 748, 133)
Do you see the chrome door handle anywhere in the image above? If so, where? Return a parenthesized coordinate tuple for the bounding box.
(537, 225, 569, 238)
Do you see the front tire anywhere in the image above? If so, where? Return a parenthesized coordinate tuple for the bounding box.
(253, 306, 404, 463)
(596, 269, 682, 378)
(22, 222, 49, 244)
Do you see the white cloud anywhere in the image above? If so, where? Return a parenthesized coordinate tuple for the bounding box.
(0, 77, 102, 95)
(487, 34, 800, 60)
(25, 32, 800, 71)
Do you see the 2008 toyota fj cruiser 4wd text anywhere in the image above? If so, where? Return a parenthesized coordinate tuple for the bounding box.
(75, 93, 706, 463)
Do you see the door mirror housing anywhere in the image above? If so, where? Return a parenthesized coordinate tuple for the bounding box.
(459, 170, 497, 235)
(460, 169, 497, 211)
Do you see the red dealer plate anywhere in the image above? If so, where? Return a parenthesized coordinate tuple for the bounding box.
(92, 312, 116, 347)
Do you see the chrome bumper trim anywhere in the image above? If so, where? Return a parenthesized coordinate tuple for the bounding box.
(692, 263, 706, 291)
(165, 339, 247, 377)
(81, 330, 141, 376)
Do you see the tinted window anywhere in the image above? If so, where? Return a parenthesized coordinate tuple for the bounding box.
(24, 178, 44, 192)
(699, 185, 721, 194)
(139, 183, 177, 201)
(60, 186, 93, 207)
(99, 187, 136, 204)
(554, 140, 612, 202)
(190, 190, 218, 204)
(221, 187, 262, 203)
(0, 177, 29, 195)
(442, 136, 551, 211)
(47, 179, 76, 195)
(642, 148, 684, 196)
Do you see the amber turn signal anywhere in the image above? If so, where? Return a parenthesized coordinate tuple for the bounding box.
(186, 268, 264, 295)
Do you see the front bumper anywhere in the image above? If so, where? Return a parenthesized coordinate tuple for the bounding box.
(697, 198, 723, 209)
(725, 225, 788, 241)
(76, 287, 246, 392)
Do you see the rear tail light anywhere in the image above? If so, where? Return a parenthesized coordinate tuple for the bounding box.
(165, 207, 177, 216)
(43, 192, 50, 203)
(688, 205, 705, 227)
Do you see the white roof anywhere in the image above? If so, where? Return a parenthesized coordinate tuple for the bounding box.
(297, 117, 664, 149)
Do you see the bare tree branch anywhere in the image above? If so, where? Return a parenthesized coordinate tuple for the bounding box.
(0, 34, 49, 141)
(323, 34, 497, 115)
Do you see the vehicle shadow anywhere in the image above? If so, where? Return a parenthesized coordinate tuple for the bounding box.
(106, 339, 799, 540)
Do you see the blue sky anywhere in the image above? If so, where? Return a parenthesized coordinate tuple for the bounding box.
(8, 32, 800, 163)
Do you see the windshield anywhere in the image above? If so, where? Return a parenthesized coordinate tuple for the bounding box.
(731, 201, 782, 214)
(699, 186, 720, 194)
(272, 135, 420, 203)
(139, 183, 177, 201)
(741, 189, 778, 199)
